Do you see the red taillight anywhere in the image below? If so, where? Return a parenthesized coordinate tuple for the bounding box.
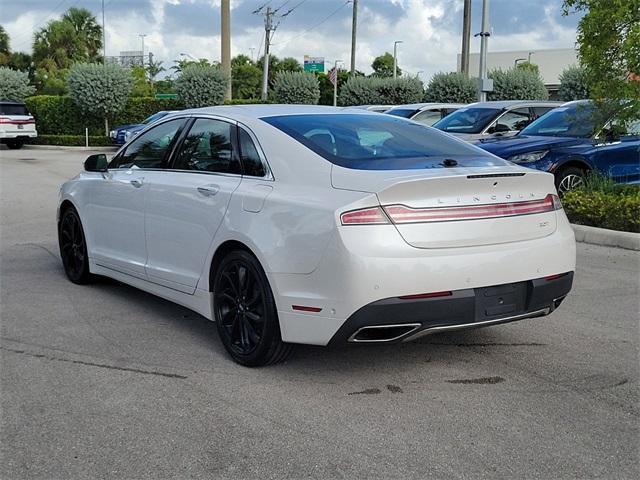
(340, 206, 389, 225)
(398, 291, 452, 300)
(292, 305, 323, 313)
(383, 194, 562, 224)
(0, 117, 35, 125)
(544, 273, 568, 281)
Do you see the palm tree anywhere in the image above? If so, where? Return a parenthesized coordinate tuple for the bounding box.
(62, 7, 102, 60)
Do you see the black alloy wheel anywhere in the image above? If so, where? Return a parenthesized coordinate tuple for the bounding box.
(213, 250, 292, 366)
(58, 207, 91, 284)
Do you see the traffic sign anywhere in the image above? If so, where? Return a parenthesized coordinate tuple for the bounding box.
(304, 55, 325, 73)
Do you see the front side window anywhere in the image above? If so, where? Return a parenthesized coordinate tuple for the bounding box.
(172, 118, 240, 174)
(412, 109, 443, 126)
(238, 128, 266, 177)
(433, 107, 501, 134)
(263, 113, 507, 170)
(490, 108, 532, 132)
(111, 118, 185, 169)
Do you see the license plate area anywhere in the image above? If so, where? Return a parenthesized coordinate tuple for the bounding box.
(17, 124, 24, 129)
(475, 282, 528, 321)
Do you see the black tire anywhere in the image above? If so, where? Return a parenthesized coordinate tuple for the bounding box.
(6, 139, 24, 149)
(213, 250, 292, 367)
(555, 166, 586, 196)
(58, 207, 92, 284)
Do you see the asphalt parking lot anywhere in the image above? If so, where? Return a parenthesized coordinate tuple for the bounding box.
(1, 146, 638, 479)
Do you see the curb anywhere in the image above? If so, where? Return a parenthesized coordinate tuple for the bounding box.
(572, 224, 640, 251)
(23, 145, 118, 152)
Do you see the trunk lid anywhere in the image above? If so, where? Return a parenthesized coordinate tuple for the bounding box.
(332, 165, 559, 248)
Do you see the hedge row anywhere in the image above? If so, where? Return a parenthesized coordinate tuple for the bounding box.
(28, 134, 114, 146)
(25, 96, 184, 136)
(562, 185, 640, 232)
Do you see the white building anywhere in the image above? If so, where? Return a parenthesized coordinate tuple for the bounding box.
(458, 48, 578, 98)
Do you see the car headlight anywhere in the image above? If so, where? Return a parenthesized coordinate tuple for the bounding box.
(508, 150, 549, 164)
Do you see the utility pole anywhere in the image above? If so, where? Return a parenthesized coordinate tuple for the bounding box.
(221, 0, 232, 101)
(259, 7, 275, 101)
(350, 0, 358, 74)
(139, 34, 147, 66)
(393, 41, 403, 80)
(101, 0, 106, 64)
(477, 0, 492, 101)
(332, 60, 342, 107)
(461, 0, 471, 76)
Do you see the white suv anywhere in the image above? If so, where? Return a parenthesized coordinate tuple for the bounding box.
(0, 100, 37, 149)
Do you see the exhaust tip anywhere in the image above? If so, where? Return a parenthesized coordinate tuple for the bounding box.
(348, 323, 421, 343)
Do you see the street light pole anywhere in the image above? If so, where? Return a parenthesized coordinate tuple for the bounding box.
(221, 0, 231, 101)
(101, 0, 106, 64)
(139, 34, 147, 66)
(478, 0, 491, 101)
(350, 0, 358, 74)
(333, 60, 342, 107)
(393, 40, 403, 80)
(461, 0, 471, 76)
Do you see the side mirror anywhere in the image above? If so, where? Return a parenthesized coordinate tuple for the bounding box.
(84, 154, 108, 172)
(490, 123, 510, 134)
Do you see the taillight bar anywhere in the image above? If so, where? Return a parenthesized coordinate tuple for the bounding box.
(0, 117, 35, 124)
(341, 194, 561, 225)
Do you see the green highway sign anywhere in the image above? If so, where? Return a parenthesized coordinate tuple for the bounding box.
(303, 55, 325, 73)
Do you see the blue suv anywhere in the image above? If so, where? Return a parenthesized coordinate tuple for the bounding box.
(476, 101, 640, 194)
(109, 111, 176, 145)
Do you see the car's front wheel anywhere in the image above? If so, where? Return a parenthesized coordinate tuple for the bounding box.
(556, 166, 586, 196)
(58, 206, 92, 284)
(213, 250, 292, 367)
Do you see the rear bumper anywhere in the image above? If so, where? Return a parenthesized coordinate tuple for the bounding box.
(0, 131, 37, 139)
(328, 272, 573, 345)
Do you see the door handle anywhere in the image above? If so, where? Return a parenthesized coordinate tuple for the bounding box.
(197, 184, 220, 197)
(130, 178, 144, 188)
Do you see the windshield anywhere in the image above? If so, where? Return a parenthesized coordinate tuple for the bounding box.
(262, 114, 507, 170)
(386, 108, 419, 118)
(0, 103, 29, 115)
(433, 107, 501, 134)
(520, 104, 596, 138)
(143, 111, 168, 124)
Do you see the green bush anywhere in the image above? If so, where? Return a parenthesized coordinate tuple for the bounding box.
(68, 63, 133, 134)
(28, 134, 112, 146)
(562, 174, 640, 232)
(338, 76, 424, 106)
(272, 71, 320, 105)
(175, 64, 228, 108)
(488, 68, 549, 101)
(223, 98, 269, 105)
(424, 72, 477, 103)
(558, 65, 590, 101)
(25, 95, 183, 135)
(0, 66, 36, 101)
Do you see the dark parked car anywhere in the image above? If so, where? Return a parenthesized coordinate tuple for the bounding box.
(109, 111, 176, 145)
(476, 101, 640, 194)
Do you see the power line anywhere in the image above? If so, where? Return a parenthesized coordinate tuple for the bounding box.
(281, 0, 308, 17)
(272, 0, 350, 48)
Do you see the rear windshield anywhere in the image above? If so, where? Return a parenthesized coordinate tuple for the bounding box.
(433, 107, 501, 134)
(262, 114, 507, 170)
(386, 108, 419, 118)
(520, 104, 596, 138)
(0, 103, 29, 116)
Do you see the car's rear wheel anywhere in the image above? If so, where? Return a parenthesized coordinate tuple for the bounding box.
(556, 166, 586, 196)
(58, 207, 92, 284)
(213, 250, 292, 367)
(6, 139, 24, 149)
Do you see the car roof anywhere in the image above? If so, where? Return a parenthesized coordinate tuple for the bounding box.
(0, 99, 26, 105)
(387, 102, 464, 111)
(183, 104, 379, 120)
(463, 100, 563, 109)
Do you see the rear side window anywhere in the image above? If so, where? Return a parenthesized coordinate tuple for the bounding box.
(172, 118, 240, 174)
(238, 128, 266, 177)
(0, 103, 29, 115)
(412, 109, 443, 126)
(262, 114, 506, 170)
(111, 118, 185, 169)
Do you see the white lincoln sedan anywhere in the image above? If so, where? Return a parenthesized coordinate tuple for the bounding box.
(58, 105, 576, 366)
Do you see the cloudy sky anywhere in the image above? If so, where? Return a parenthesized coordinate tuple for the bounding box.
(1, 0, 583, 78)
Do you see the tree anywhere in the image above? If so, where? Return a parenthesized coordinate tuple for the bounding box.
(67, 63, 133, 135)
(61, 7, 102, 59)
(175, 64, 229, 108)
(487, 68, 548, 101)
(146, 58, 165, 84)
(563, 0, 640, 124)
(317, 70, 351, 105)
(171, 57, 214, 74)
(0, 67, 35, 101)
(372, 52, 401, 78)
(424, 72, 477, 103)
(558, 65, 590, 100)
(516, 61, 540, 76)
(278, 57, 303, 72)
(232, 62, 262, 99)
(131, 65, 154, 97)
(273, 71, 320, 104)
(0, 25, 9, 65)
